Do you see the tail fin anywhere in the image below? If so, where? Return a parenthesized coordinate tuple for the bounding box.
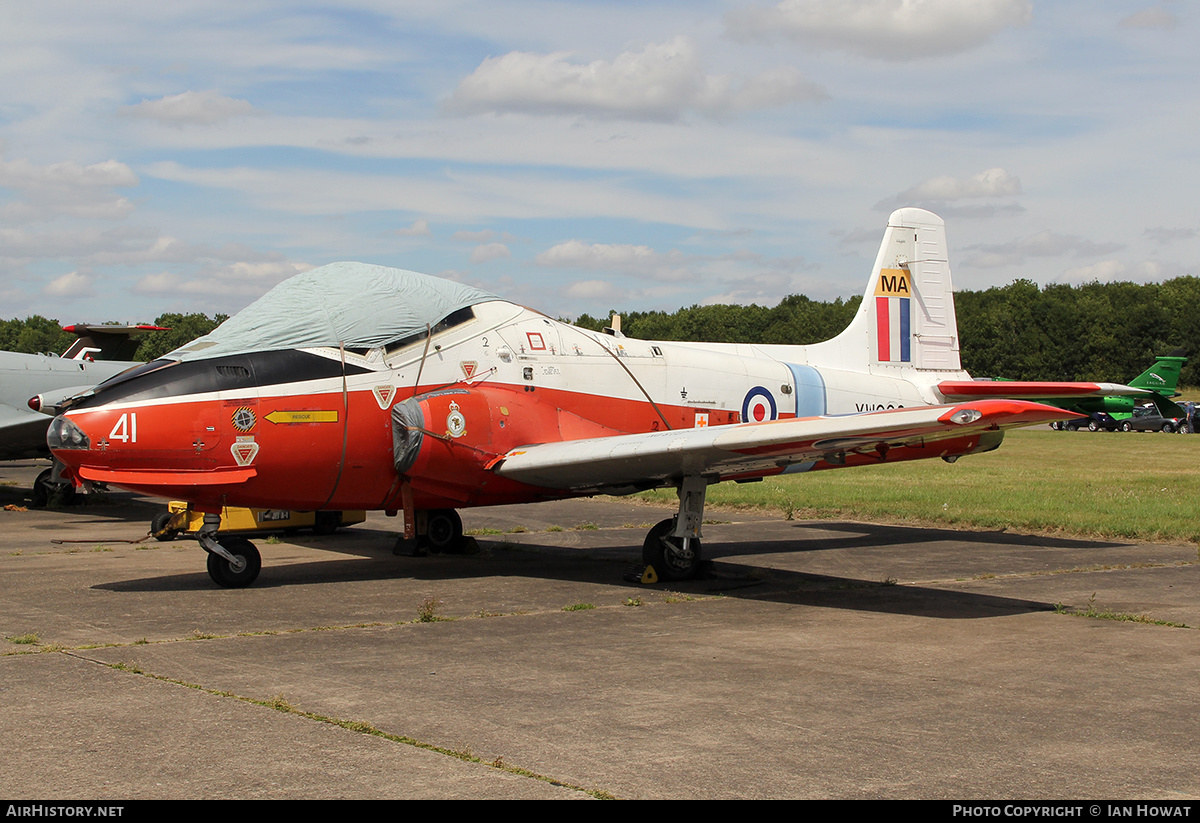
(60, 324, 168, 361)
(814, 208, 962, 373)
(1129, 352, 1186, 396)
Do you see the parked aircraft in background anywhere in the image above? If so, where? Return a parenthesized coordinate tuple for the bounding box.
(49, 208, 1074, 587)
(938, 352, 1187, 428)
(1, 324, 163, 504)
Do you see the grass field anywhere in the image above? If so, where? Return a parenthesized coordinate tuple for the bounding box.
(637, 427, 1200, 545)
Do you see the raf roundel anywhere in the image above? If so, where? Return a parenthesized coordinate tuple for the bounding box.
(741, 386, 778, 423)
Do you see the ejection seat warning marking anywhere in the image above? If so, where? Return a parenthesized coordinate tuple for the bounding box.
(265, 410, 339, 424)
(231, 437, 259, 466)
(231, 407, 256, 432)
(372, 385, 396, 409)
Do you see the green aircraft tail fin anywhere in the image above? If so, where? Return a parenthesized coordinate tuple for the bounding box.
(1129, 351, 1186, 396)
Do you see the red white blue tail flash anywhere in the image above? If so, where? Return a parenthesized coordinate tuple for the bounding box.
(875, 268, 912, 363)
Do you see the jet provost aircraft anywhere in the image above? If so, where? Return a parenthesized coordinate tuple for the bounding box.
(49, 208, 1074, 587)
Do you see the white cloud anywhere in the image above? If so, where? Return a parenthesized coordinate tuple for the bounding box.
(726, 0, 1032, 60)
(1120, 7, 1181, 29)
(124, 90, 260, 126)
(453, 230, 497, 243)
(876, 168, 1022, 211)
(538, 239, 691, 281)
(964, 230, 1124, 268)
(0, 156, 138, 222)
(564, 279, 625, 301)
(447, 36, 825, 121)
(0, 157, 137, 190)
(42, 270, 94, 298)
(394, 219, 431, 237)
(538, 239, 662, 270)
(133, 260, 311, 298)
(469, 242, 511, 263)
(1145, 226, 1196, 244)
(1061, 259, 1164, 283)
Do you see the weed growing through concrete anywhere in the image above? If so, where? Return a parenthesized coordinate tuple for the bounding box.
(562, 602, 595, 611)
(7, 633, 38, 645)
(417, 597, 444, 623)
(1054, 592, 1191, 628)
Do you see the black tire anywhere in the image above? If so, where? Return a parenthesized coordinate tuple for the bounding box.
(151, 511, 179, 542)
(642, 517, 703, 582)
(425, 508, 463, 553)
(1088, 421, 1099, 432)
(206, 537, 262, 588)
(1162, 423, 1175, 433)
(313, 511, 341, 535)
(1066, 422, 1079, 431)
(31, 468, 52, 508)
(1121, 422, 1132, 432)
(31, 468, 75, 508)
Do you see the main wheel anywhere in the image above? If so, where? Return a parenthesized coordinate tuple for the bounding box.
(151, 511, 180, 542)
(642, 517, 703, 581)
(425, 508, 463, 553)
(313, 511, 341, 535)
(206, 537, 262, 588)
(1121, 422, 1132, 432)
(31, 468, 75, 508)
(1088, 420, 1099, 432)
(1162, 423, 1175, 433)
(31, 468, 52, 508)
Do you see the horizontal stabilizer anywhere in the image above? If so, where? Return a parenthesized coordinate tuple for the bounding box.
(938, 380, 1152, 400)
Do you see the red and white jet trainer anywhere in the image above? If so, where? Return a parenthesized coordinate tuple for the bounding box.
(49, 208, 1073, 587)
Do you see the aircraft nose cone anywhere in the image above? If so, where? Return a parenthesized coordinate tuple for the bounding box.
(47, 415, 91, 452)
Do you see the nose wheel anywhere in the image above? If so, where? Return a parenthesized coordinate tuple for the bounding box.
(195, 511, 262, 588)
(204, 536, 262, 588)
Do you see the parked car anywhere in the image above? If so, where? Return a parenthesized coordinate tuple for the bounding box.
(1052, 412, 1122, 431)
(1123, 405, 1186, 433)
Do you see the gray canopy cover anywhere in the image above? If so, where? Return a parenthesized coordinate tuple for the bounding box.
(166, 262, 498, 362)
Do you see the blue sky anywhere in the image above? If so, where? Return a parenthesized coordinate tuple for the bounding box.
(1, 1, 1195, 325)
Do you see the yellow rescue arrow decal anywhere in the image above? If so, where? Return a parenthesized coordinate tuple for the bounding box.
(265, 410, 339, 424)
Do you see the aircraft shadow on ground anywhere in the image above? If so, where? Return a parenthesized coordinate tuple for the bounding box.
(731, 519, 1129, 555)
(92, 523, 1057, 620)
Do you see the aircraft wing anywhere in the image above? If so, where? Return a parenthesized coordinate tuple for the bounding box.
(0, 403, 61, 461)
(491, 399, 1073, 493)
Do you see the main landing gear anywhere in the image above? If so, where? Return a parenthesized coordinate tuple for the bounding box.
(641, 476, 709, 582)
(394, 507, 468, 556)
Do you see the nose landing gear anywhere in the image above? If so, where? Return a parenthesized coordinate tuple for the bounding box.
(197, 513, 262, 588)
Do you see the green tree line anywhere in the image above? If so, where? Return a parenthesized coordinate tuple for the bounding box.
(5, 276, 1199, 385)
(0, 313, 226, 362)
